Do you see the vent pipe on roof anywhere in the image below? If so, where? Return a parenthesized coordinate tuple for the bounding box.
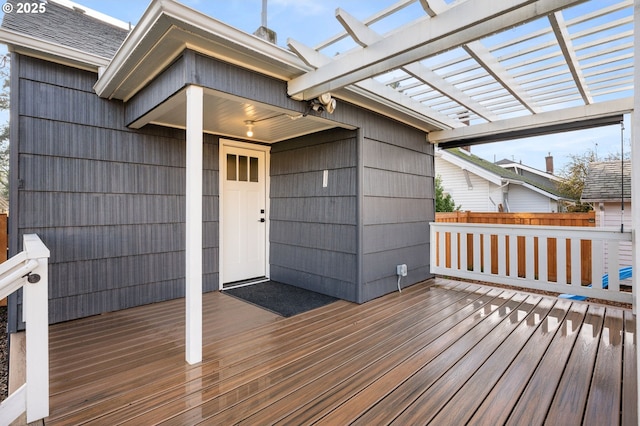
(254, 0, 277, 44)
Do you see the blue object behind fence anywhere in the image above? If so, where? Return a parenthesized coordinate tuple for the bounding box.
(559, 266, 633, 301)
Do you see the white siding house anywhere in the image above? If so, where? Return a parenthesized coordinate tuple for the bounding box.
(435, 148, 565, 212)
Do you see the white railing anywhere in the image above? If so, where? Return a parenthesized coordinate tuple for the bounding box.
(430, 223, 633, 304)
(0, 234, 50, 424)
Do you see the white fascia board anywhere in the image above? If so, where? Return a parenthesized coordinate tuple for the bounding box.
(436, 148, 502, 186)
(504, 179, 562, 201)
(0, 28, 110, 71)
(498, 162, 563, 182)
(428, 97, 633, 143)
(95, 0, 310, 100)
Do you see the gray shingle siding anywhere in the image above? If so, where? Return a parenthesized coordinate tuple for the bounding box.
(2, 0, 129, 58)
(10, 54, 219, 328)
(270, 128, 359, 301)
(8, 23, 435, 325)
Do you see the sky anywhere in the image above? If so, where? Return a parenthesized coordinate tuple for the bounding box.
(0, 0, 632, 173)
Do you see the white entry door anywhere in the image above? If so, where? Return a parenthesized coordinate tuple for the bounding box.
(222, 144, 267, 284)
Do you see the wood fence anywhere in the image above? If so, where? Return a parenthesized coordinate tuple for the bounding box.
(435, 212, 596, 284)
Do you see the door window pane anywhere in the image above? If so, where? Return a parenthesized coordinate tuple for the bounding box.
(226, 154, 236, 181)
(238, 155, 248, 181)
(250, 157, 259, 182)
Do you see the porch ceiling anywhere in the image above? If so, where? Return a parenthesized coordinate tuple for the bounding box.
(288, 0, 634, 144)
(129, 87, 342, 143)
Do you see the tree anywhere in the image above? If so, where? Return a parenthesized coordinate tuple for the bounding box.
(435, 175, 459, 212)
(556, 148, 596, 212)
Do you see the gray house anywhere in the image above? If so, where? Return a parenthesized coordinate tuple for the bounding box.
(1, 0, 435, 331)
(582, 160, 632, 270)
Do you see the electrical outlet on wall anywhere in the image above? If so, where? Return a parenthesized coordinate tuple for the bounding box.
(397, 264, 407, 277)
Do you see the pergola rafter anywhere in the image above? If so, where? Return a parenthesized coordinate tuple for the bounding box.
(286, 0, 632, 142)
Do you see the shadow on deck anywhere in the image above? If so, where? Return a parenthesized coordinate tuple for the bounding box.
(45, 278, 636, 424)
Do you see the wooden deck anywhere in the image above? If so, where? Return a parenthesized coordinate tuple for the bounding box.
(45, 278, 636, 425)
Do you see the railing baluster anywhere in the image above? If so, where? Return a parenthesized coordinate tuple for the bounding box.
(451, 230, 458, 270)
(570, 238, 581, 288)
(508, 235, 518, 278)
(539, 237, 548, 282)
(557, 237, 567, 286)
(592, 239, 603, 289)
(608, 240, 620, 292)
(473, 232, 481, 273)
(498, 233, 506, 277)
(525, 236, 535, 279)
(483, 233, 491, 274)
(460, 232, 468, 272)
(438, 230, 445, 269)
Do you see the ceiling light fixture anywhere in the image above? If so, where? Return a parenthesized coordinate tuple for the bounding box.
(245, 120, 254, 137)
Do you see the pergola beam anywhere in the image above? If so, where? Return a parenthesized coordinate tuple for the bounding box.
(288, 0, 590, 101)
(288, 38, 463, 129)
(428, 97, 632, 145)
(464, 41, 542, 114)
(549, 11, 593, 104)
(334, 7, 500, 122)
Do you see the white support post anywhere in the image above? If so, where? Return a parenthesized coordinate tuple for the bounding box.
(22, 234, 50, 423)
(633, 0, 639, 417)
(185, 85, 203, 365)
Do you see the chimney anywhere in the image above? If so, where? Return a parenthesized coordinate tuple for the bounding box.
(545, 152, 554, 174)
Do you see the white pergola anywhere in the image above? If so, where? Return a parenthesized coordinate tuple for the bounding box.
(288, 0, 633, 143)
(285, 0, 638, 412)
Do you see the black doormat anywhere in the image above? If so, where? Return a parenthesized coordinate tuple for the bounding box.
(223, 280, 339, 317)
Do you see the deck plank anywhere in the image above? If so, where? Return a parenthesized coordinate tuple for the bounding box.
(233, 285, 494, 425)
(120, 284, 479, 425)
(505, 302, 588, 425)
(389, 294, 544, 425)
(583, 308, 623, 426)
(49, 282, 431, 424)
(41, 279, 636, 425)
(544, 305, 605, 424)
(350, 290, 524, 425)
(465, 298, 572, 425)
(424, 296, 556, 425)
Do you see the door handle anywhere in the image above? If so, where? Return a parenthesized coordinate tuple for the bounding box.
(259, 218, 265, 223)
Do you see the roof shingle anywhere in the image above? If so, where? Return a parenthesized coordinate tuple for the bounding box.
(581, 161, 632, 202)
(2, 0, 129, 59)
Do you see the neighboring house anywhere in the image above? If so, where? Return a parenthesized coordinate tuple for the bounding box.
(435, 147, 566, 213)
(0, 0, 436, 330)
(581, 161, 632, 271)
(495, 153, 563, 190)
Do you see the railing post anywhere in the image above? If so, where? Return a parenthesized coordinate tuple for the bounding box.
(22, 234, 50, 423)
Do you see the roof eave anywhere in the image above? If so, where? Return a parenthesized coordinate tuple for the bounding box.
(94, 0, 311, 100)
(0, 27, 110, 71)
(436, 148, 503, 185)
(505, 179, 563, 200)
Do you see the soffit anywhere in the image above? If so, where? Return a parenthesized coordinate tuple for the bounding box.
(130, 87, 342, 144)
